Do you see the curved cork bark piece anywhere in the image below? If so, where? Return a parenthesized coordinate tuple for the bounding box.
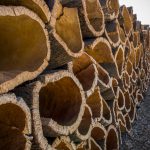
(128, 42, 136, 69)
(126, 60, 133, 76)
(15, 70, 85, 149)
(52, 136, 76, 150)
(72, 105, 92, 141)
(96, 64, 113, 100)
(100, 98, 112, 126)
(0, 94, 32, 150)
(60, 0, 105, 38)
(124, 90, 131, 112)
(80, 0, 105, 38)
(68, 53, 98, 96)
(133, 31, 140, 48)
(124, 113, 132, 133)
(76, 141, 88, 150)
(140, 68, 146, 81)
(136, 89, 144, 105)
(116, 87, 125, 111)
(113, 99, 119, 125)
(127, 6, 134, 21)
(122, 71, 130, 90)
(115, 45, 125, 77)
(88, 138, 102, 150)
(119, 5, 133, 36)
(90, 123, 107, 150)
(48, 1, 84, 69)
(124, 38, 131, 61)
(0, 6, 50, 94)
(136, 78, 143, 94)
(131, 69, 137, 83)
(107, 99, 119, 126)
(110, 78, 119, 96)
(117, 111, 126, 133)
(40, 72, 86, 137)
(105, 125, 119, 150)
(85, 37, 119, 79)
(100, 85, 115, 101)
(99, 0, 119, 20)
(105, 19, 120, 47)
(129, 83, 133, 95)
(135, 44, 143, 68)
(87, 87, 103, 122)
(0, 0, 50, 23)
(96, 64, 110, 89)
(107, 0, 120, 18)
(128, 98, 136, 123)
(119, 25, 126, 45)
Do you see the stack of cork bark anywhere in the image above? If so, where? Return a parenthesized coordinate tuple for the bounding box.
(0, 0, 150, 150)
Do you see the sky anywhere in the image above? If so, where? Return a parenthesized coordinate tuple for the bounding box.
(119, 0, 150, 25)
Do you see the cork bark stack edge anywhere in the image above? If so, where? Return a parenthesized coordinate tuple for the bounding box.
(0, 6, 50, 94)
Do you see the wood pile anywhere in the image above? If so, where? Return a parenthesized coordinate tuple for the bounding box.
(0, 0, 150, 149)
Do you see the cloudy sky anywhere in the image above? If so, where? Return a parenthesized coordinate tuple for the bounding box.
(119, 0, 150, 25)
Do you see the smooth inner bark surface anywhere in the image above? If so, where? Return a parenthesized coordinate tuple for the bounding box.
(118, 89, 124, 109)
(106, 127, 118, 150)
(56, 7, 82, 53)
(122, 6, 133, 35)
(105, 20, 120, 45)
(39, 77, 82, 126)
(108, 0, 119, 16)
(76, 64, 96, 91)
(72, 54, 96, 91)
(90, 139, 101, 150)
(115, 46, 124, 76)
(124, 91, 131, 111)
(0, 103, 26, 150)
(91, 126, 105, 141)
(119, 26, 126, 44)
(86, 39, 114, 64)
(129, 100, 135, 122)
(0, 15, 47, 84)
(85, 0, 104, 31)
(87, 89, 102, 119)
(102, 99, 111, 121)
(78, 106, 92, 135)
(97, 65, 110, 85)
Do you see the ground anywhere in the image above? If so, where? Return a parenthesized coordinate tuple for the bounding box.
(121, 88, 150, 150)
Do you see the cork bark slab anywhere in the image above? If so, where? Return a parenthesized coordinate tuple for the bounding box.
(0, 94, 31, 150)
(0, 6, 50, 94)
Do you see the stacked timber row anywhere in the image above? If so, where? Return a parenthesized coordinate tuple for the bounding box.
(0, 0, 150, 149)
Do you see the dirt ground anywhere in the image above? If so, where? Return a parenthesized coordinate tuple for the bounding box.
(121, 88, 150, 150)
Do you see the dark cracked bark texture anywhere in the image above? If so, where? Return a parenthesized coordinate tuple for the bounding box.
(121, 87, 150, 150)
